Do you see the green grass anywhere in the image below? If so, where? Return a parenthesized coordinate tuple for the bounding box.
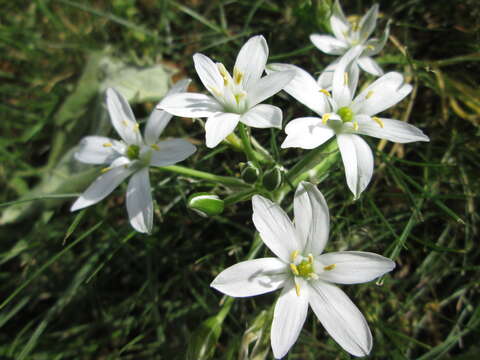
(1, 0, 479, 359)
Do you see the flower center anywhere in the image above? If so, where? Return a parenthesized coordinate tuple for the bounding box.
(126, 144, 140, 160)
(297, 259, 315, 278)
(337, 106, 354, 123)
(289, 251, 316, 280)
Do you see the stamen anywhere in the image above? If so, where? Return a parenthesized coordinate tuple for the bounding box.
(102, 142, 113, 147)
(217, 63, 230, 86)
(372, 116, 384, 128)
(290, 263, 299, 276)
(343, 72, 349, 85)
(353, 120, 359, 131)
(234, 91, 246, 104)
(295, 282, 301, 296)
(367, 45, 375, 50)
(366, 91, 374, 99)
(101, 167, 112, 174)
(233, 67, 243, 85)
(324, 264, 336, 271)
(208, 86, 222, 98)
(150, 144, 160, 151)
(122, 120, 128, 127)
(319, 89, 331, 97)
(291, 250, 299, 262)
(308, 254, 314, 264)
(133, 123, 140, 132)
(322, 113, 331, 124)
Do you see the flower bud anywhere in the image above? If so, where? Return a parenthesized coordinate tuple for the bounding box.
(188, 193, 224, 217)
(262, 165, 283, 191)
(240, 162, 260, 184)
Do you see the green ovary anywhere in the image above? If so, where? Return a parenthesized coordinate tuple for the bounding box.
(337, 106, 354, 123)
(297, 260, 314, 278)
(126, 144, 140, 160)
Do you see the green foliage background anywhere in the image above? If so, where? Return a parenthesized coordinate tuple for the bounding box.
(1, 0, 479, 359)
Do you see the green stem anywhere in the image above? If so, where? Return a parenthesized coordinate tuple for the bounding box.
(237, 123, 260, 168)
(223, 189, 257, 206)
(156, 165, 249, 188)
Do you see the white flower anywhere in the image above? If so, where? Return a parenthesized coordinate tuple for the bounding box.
(157, 35, 295, 148)
(267, 46, 429, 199)
(71, 80, 196, 233)
(211, 182, 395, 358)
(311, 0, 390, 89)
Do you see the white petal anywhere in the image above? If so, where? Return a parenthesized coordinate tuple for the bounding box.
(337, 134, 374, 199)
(126, 168, 153, 234)
(271, 280, 309, 359)
(355, 116, 430, 143)
(317, 59, 339, 91)
(357, 56, 383, 76)
(332, 46, 362, 108)
(282, 117, 334, 149)
(363, 22, 390, 56)
(149, 139, 196, 167)
(144, 79, 191, 145)
(210, 258, 288, 297)
(70, 159, 133, 211)
(310, 34, 348, 55)
(205, 112, 240, 148)
(358, 4, 379, 42)
(247, 70, 295, 108)
(252, 195, 300, 262)
(267, 63, 329, 115)
(157, 92, 223, 118)
(234, 35, 268, 91)
(106, 88, 142, 145)
(330, 0, 350, 43)
(74, 136, 123, 164)
(352, 72, 412, 116)
(294, 182, 330, 255)
(240, 104, 282, 129)
(317, 251, 395, 284)
(308, 280, 372, 357)
(193, 53, 223, 93)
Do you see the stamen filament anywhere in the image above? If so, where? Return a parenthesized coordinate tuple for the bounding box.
(322, 113, 331, 124)
(353, 120, 359, 131)
(101, 167, 112, 173)
(344, 72, 349, 85)
(366, 91, 374, 99)
(295, 282, 301, 296)
(290, 263, 299, 276)
(319, 89, 331, 97)
(372, 116, 384, 128)
(291, 250, 299, 262)
(233, 67, 243, 85)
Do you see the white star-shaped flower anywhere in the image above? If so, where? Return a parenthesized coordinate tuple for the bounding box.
(211, 182, 395, 358)
(311, 1, 390, 89)
(71, 80, 196, 233)
(157, 35, 295, 148)
(268, 46, 429, 199)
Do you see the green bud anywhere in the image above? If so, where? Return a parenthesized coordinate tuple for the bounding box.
(241, 162, 260, 184)
(262, 165, 283, 191)
(188, 193, 224, 217)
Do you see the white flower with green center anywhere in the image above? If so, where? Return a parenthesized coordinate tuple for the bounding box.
(70, 80, 196, 233)
(157, 35, 295, 148)
(311, 0, 390, 89)
(211, 182, 395, 359)
(267, 46, 429, 199)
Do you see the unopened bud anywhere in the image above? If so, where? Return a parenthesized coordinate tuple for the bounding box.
(262, 165, 283, 191)
(241, 162, 260, 184)
(188, 193, 224, 217)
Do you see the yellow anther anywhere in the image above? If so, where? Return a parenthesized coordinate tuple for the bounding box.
(150, 144, 160, 151)
(101, 167, 112, 174)
(353, 120, 359, 131)
(291, 250, 299, 262)
(208, 86, 222, 98)
(290, 263, 299, 276)
(324, 264, 336, 271)
(102, 142, 113, 147)
(217, 63, 230, 85)
(233, 67, 243, 85)
(367, 45, 375, 50)
(308, 254, 314, 264)
(319, 89, 331, 97)
(122, 120, 128, 127)
(343, 72, 349, 85)
(366, 91, 374, 99)
(234, 91, 246, 104)
(295, 282, 301, 296)
(133, 123, 140, 132)
(372, 116, 384, 128)
(322, 113, 331, 124)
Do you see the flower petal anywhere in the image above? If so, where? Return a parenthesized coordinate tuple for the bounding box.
(149, 139, 196, 167)
(316, 251, 395, 284)
(358, 4, 379, 42)
(193, 53, 223, 93)
(210, 258, 288, 297)
(74, 136, 124, 165)
(106, 88, 142, 145)
(205, 112, 240, 148)
(282, 117, 335, 149)
(158, 92, 223, 118)
(310, 34, 348, 55)
(317, 59, 339, 91)
(357, 56, 383, 76)
(247, 70, 295, 108)
(126, 168, 153, 234)
(355, 116, 430, 143)
(352, 72, 412, 116)
(240, 104, 282, 129)
(332, 46, 362, 108)
(308, 280, 372, 357)
(363, 21, 390, 56)
(294, 182, 330, 255)
(234, 35, 269, 91)
(330, 0, 350, 43)
(70, 158, 133, 211)
(144, 79, 191, 145)
(252, 195, 299, 262)
(337, 134, 374, 199)
(267, 63, 329, 115)
(271, 280, 309, 359)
